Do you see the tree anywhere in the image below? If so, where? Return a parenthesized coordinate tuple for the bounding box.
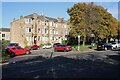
(118, 21, 120, 42)
(67, 2, 118, 45)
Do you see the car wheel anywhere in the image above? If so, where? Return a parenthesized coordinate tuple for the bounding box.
(26, 51, 29, 54)
(104, 47, 107, 50)
(116, 46, 117, 49)
(10, 52, 15, 58)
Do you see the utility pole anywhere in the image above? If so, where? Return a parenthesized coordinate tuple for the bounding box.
(78, 35, 80, 51)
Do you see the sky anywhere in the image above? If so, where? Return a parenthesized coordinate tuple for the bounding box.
(0, 0, 119, 28)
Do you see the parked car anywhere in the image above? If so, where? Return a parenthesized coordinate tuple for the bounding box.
(31, 45, 39, 50)
(5, 43, 19, 53)
(5, 46, 31, 57)
(54, 44, 72, 52)
(42, 45, 52, 49)
(5, 43, 18, 49)
(97, 43, 112, 51)
(111, 42, 120, 49)
(53, 43, 60, 47)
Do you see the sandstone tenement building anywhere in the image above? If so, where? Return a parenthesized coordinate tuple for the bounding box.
(10, 13, 69, 47)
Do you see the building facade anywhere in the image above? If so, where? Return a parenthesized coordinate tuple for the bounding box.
(0, 28, 10, 41)
(10, 13, 69, 47)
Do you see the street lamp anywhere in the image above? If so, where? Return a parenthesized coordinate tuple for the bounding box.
(78, 35, 80, 51)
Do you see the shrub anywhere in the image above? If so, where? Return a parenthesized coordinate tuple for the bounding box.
(1, 40, 10, 60)
(46, 43, 51, 45)
(62, 40, 67, 45)
(39, 43, 44, 47)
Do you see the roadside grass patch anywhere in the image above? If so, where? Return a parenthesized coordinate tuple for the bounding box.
(72, 45, 96, 51)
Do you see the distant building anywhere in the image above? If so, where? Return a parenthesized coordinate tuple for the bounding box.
(0, 28, 10, 41)
(10, 13, 69, 47)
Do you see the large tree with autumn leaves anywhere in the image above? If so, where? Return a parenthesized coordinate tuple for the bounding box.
(67, 2, 118, 46)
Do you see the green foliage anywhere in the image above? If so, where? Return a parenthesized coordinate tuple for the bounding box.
(24, 38, 28, 47)
(67, 2, 118, 44)
(24, 45, 30, 48)
(62, 40, 68, 45)
(39, 43, 44, 47)
(1, 40, 10, 57)
(46, 43, 51, 45)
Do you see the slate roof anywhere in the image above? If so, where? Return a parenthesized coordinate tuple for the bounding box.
(24, 13, 58, 22)
(0, 28, 10, 32)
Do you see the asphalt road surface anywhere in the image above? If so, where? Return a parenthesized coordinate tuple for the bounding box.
(2, 48, 120, 79)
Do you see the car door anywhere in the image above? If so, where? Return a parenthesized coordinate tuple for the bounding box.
(55, 45, 60, 50)
(59, 45, 65, 50)
(15, 47, 26, 55)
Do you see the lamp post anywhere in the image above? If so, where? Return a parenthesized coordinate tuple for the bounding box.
(78, 35, 80, 51)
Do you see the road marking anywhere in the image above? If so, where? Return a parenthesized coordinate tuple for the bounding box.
(25, 60, 43, 64)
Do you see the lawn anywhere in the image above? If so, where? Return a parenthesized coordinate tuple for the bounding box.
(72, 44, 96, 51)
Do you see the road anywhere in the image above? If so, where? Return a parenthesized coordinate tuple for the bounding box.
(1, 48, 120, 79)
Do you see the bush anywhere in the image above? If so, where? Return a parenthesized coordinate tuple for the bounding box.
(24, 45, 30, 48)
(1, 40, 10, 57)
(46, 43, 51, 45)
(39, 43, 44, 47)
(62, 40, 67, 45)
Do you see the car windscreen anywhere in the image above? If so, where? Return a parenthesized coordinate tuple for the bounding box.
(112, 42, 116, 44)
(57, 44, 66, 47)
(8, 43, 18, 46)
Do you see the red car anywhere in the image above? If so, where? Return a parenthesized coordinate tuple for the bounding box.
(5, 43, 19, 54)
(54, 44, 72, 52)
(31, 45, 39, 50)
(6, 46, 31, 57)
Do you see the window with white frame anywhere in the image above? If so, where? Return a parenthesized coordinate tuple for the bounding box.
(42, 29, 45, 34)
(56, 24, 58, 28)
(50, 22, 52, 26)
(50, 37, 52, 40)
(56, 30, 58, 34)
(42, 21, 45, 25)
(45, 29, 48, 34)
(38, 36, 40, 41)
(30, 19, 33, 24)
(25, 19, 29, 24)
(38, 29, 40, 33)
(26, 28, 32, 33)
(50, 30, 52, 34)
(52, 22, 54, 26)
(2, 34, 5, 37)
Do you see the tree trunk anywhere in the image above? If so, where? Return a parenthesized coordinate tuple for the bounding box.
(106, 37, 108, 43)
(82, 36, 86, 46)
